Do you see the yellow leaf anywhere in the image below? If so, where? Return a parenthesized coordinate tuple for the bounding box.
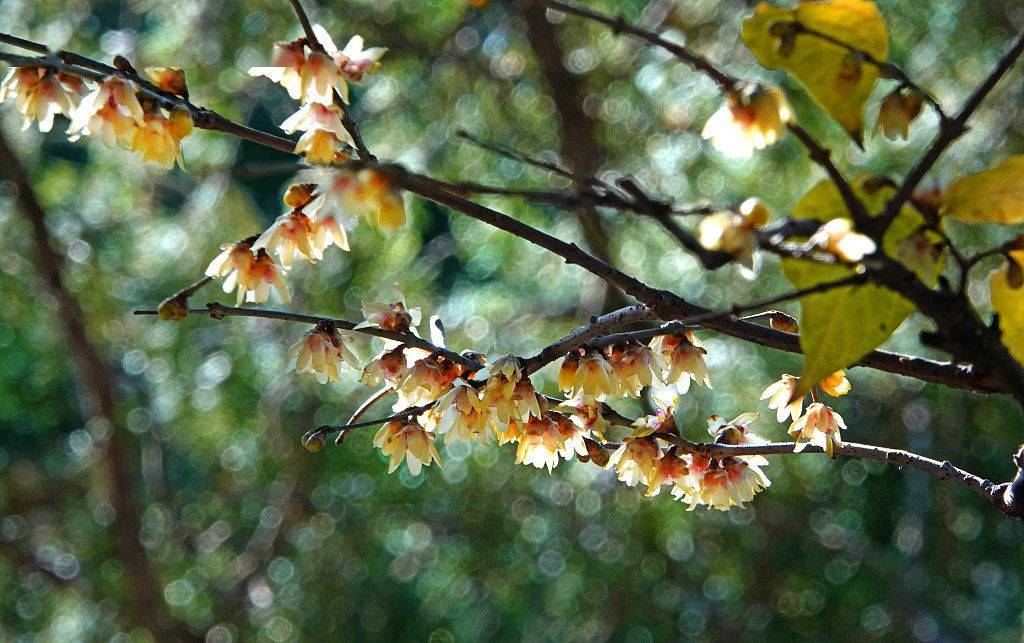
(742, 0, 888, 144)
(990, 253, 1024, 364)
(942, 155, 1024, 224)
(783, 176, 944, 396)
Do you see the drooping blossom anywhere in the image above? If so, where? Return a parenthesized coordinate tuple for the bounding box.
(359, 293, 421, 334)
(205, 241, 289, 305)
(606, 436, 661, 487)
(808, 218, 877, 262)
(0, 67, 76, 132)
(760, 374, 804, 423)
(514, 415, 564, 472)
(818, 370, 851, 398)
(397, 356, 460, 406)
(129, 108, 192, 168)
(558, 394, 611, 442)
(288, 326, 359, 383)
(361, 346, 409, 388)
(675, 454, 770, 511)
(309, 25, 387, 104)
(372, 419, 443, 475)
(606, 343, 661, 398)
(565, 350, 619, 398)
(67, 75, 145, 148)
(645, 450, 691, 497)
(249, 39, 308, 100)
(697, 198, 770, 278)
(631, 386, 678, 438)
(424, 379, 491, 444)
(875, 88, 923, 141)
(483, 355, 523, 408)
(789, 402, 846, 458)
(551, 412, 589, 462)
(280, 102, 355, 164)
(253, 209, 318, 267)
(701, 82, 792, 158)
(707, 412, 769, 468)
(491, 378, 543, 425)
(650, 334, 711, 394)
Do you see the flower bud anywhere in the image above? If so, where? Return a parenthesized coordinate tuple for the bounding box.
(302, 429, 327, 453)
(157, 293, 189, 321)
(145, 66, 188, 97)
(769, 312, 799, 334)
(584, 437, 610, 467)
(168, 107, 193, 141)
(284, 183, 318, 208)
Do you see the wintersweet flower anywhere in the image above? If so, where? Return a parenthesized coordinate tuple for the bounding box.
(645, 450, 691, 497)
(356, 169, 407, 233)
(760, 374, 804, 423)
(0, 67, 76, 133)
(606, 436, 661, 487)
(309, 25, 387, 104)
(484, 355, 523, 405)
(708, 412, 769, 468)
(360, 296, 421, 334)
(129, 110, 190, 168)
(552, 412, 588, 462)
(571, 351, 619, 398)
(557, 394, 611, 442)
(514, 415, 564, 472)
(67, 76, 145, 148)
(606, 343, 660, 398)
(875, 88, 923, 141)
(372, 419, 443, 475)
(490, 378, 543, 425)
(426, 379, 491, 444)
(397, 357, 459, 406)
(697, 198, 770, 278)
(253, 209, 317, 267)
(239, 248, 290, 305)
(808, 219, 877, 262)
(288, 326, 359, 383)
(675, 455, 770, 511)
(361, 346, 409, 388)
(650, 334, 711, 394)
(280, 102, 354, 164)
(702, 82, 792, 158)
(632, 387, 678, 437)
(205, 240, 257, 302)
(558, 352, 581, 394)
(144, 66, 187, 97)
(249, 39, 308, 100)
(819, 370, 851, 398)
(789, 402, 846, 458)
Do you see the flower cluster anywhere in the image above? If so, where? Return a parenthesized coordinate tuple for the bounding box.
(1, 68, 193, 167)
(762, 370, 851, 458)
(249, 24, 385, 163)
(204, 238, 290, 305)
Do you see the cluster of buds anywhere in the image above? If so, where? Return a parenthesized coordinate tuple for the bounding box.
(762, 370, 851, 458)
(1, 67, 193, 168)
(701, 82, 792, 158)
(698, 198, 771, 277)
(204, 237, 290, 305)
(249, 24, 385, 163)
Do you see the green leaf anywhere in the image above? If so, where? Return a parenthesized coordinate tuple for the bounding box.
(783, 176, 944, 395)
(742, 0, 888, 144)
(942, 155, 1024, 224)
(990, 254, 1024, 364)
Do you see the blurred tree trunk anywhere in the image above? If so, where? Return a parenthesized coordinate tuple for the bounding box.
(0, 132, 198, 642)
(520, 0, 631, 315)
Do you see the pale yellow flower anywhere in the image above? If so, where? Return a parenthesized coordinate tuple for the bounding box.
(644, 450, 691, 497)
(373, 419, 443, 475)
(514, 415, 564, 472)
(650, 334, 711, 394)
(130, 111, 188, 168)
(249, 39, 308, 100)
(874, 88, 923, 141)
(675, 455, 770, 511)
(760, 374, 804, 423)
(67, 76, 145, 148)
(606, 436, 661, 487)
(254, 209, 317, 267)
(280, 103, 354, 164)
(288, 326, 359, 383)
(789, 403, 846, 458)
(606, 343, 661, 398)
(397, 357, 460, 406)
(702, 83, 791, 158)
(0, 67, 76, 133)
(360, 346, 409, 388)
(809, 219, 877, 262)
(698, 198, 770, 278)
(425, 379, 491, 444)
(819, 370, 851, 398)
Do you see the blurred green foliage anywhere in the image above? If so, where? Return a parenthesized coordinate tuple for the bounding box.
(1, 0, 1023, 639)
